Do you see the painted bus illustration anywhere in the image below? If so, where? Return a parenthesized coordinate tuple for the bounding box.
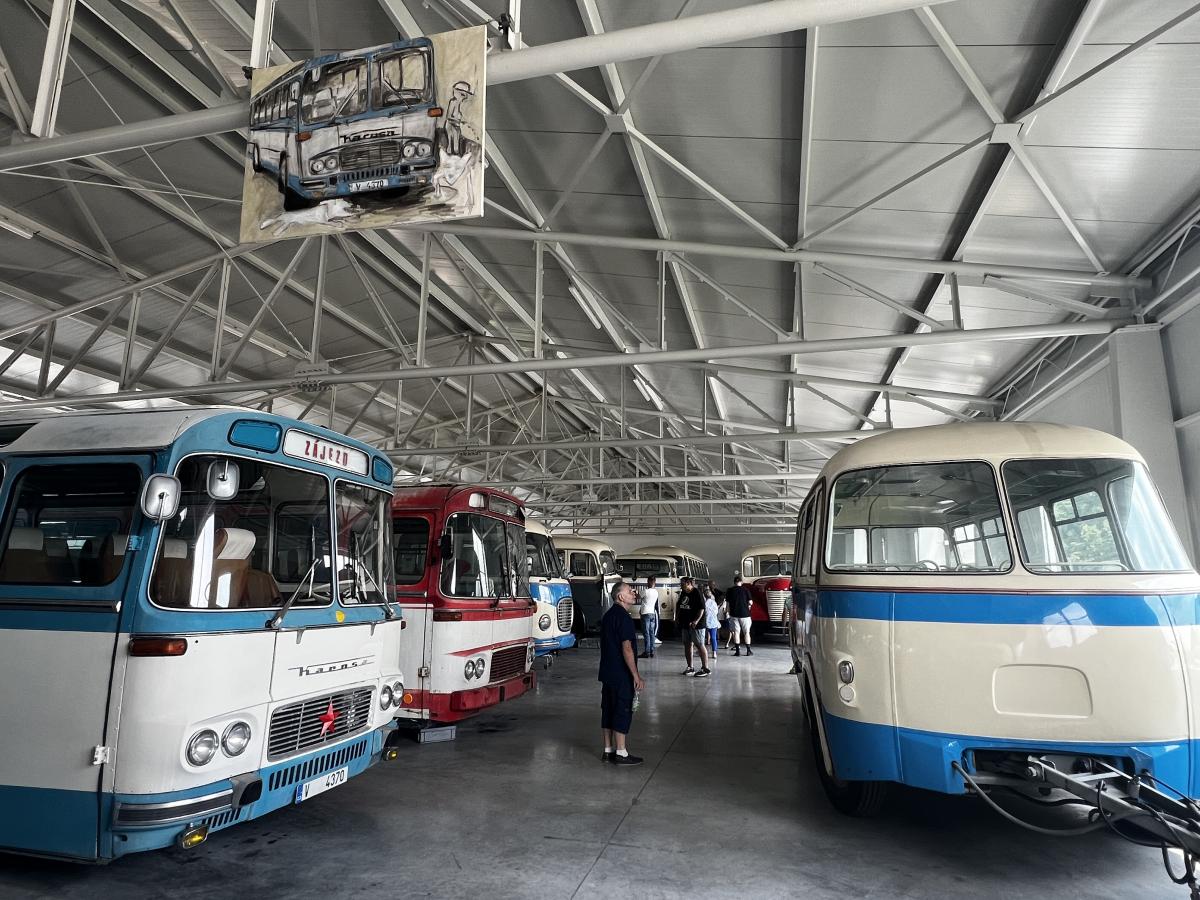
(247, 38, 442, 210)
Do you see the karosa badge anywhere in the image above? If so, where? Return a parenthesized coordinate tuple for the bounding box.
(290, 655, 376, 678)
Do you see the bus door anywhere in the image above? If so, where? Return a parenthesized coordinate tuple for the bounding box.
(393, 513, 433, 699)
(0, 455, 148, 860)
(567, 551, 602, 633)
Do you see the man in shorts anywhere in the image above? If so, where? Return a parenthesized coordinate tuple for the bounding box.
(599, 581, 646, 765)
(675, 577, 710, 678)
(726, 574, 754, 656)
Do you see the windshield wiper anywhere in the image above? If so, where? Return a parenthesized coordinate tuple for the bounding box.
(268, 556, 321, 630)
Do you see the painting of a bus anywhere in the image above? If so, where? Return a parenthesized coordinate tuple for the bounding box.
(248, 38, 442, 211)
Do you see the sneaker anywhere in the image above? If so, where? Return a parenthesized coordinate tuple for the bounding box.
(602, 751, 614, 763)
(613, 753, 644, 766)
(695, 668, 711, 678)
(682, 666, 695, 676)
(637, 652, 651, 659)
(654, 639, 663, 645)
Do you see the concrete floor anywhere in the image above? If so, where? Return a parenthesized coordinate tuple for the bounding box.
(0, 645, 1182, 898)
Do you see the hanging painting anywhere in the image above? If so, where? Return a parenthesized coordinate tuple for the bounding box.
(239, 26, 486, 242)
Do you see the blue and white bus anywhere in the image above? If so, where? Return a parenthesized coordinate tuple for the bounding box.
(525, 519, 575, 661)
(248, 37, 441, 210)
(789, 422, 1200, 817)
(0, 408, 404, 860)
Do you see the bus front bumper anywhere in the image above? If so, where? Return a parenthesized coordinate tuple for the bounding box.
(106, 727, 388, 859)
(294, 162, 437, 201)
(534, 633, 576, 656)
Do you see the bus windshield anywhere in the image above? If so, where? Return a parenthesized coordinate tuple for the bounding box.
(0, 462, 141, 587)
(302, 58, 366, 125)
(749, 554, 793, 577)
(374, 49, 432, 109)
(526, 531, 562, 579)
(334, 482, 392, 604)
(828, 461, 1013, 573)
(151, 456, 330, 609)
(441, 513, 523, 599)
(1003, 458, 1190, 573)
(617, 558, 672, 580)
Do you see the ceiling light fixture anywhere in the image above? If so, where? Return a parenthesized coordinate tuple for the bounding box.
(0, 217, 34, 240)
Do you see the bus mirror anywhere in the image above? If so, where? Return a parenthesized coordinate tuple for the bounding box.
(142, 475, 181, 522)
(438, 533, 454, 561)
(206, 459, 240, 500)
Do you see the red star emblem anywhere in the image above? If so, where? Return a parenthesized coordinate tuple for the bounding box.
(317, 701, 339, 738)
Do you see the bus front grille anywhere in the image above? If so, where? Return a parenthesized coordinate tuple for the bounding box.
(489, 644, 528, 684)
(766, 590, 789, 622)
(267, 688, 373, 761)
(267, 736, 371, 791)
(340, 142, 401, 170)
(556, 598, 574, 633)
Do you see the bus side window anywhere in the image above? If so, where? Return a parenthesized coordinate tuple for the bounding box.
(570, 552, 596, 577)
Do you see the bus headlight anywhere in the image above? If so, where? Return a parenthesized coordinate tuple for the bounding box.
(186, 729, 219, 766)
(393, 681, 403, 698)
(380, 685, 394, 710)
(475, 656, 485, 679)
(464, 659, 477, 680)
(309, 159, 324, 175)
(402, 142, 417, 159)
(322, 156, 337, 171)
(221, 722, 252, 757)
(539, 614, 552, 631)
(415, 142, 432, 157)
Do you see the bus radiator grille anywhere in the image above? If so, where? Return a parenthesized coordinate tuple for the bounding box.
(766, 590, 789, 621)
(340, 142, 401, 170)
(489, 645, 528, 684)
(266, 689, 374, 761)
(556, 598, 574, 633)
(199, 806, 248, 832)
(267, 736, 371, 792)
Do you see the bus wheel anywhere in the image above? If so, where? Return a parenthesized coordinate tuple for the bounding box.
(250, 145, 263, 173)
(807, 688, 887, 817)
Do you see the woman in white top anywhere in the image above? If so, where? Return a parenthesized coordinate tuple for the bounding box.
(638, 575, 660, 659)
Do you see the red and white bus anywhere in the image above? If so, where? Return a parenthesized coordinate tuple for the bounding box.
(391, 485, 536, 723)
(740, 543, 794, 636)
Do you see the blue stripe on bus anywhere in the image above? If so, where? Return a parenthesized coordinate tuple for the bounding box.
(129, 602, 396, 635)
(814, 589, 1200, 628)
(0, 784, 98, 860)
(534, 633, 576, 656)
(820, 711, 1197, 796)
(0, 607, 120, 632)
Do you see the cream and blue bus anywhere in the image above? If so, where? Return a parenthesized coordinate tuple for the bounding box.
(248, 37, 441, 210)
(525, 519, 575, 662)
(0, 408, 403, 860)
(790, 422, 1200, 818)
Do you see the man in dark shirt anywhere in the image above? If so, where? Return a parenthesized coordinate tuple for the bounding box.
(726, 574, 754, 657)
(599, 581, 646, 765)
(675, 577, 710, 677)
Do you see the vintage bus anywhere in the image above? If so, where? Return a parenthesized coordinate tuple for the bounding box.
(789, 422, 1200, 817)
(740, 543, 794, 636)
(248, 37, 441, 210)
(553, 535, 621, 636)
(615, 552, 679, 633)
(525, 518, 575, 661)
(391, 485, 535, 723)
(0, 408, 403, 860)
(632, 544, 710, 626)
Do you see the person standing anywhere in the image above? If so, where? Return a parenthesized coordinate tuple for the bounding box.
(703, 584, 720, 663)
(638, 575, 659, 659)
(599, 581, 646, 765)
(726, 574, 754, 656)
(676, 577, 710, 677)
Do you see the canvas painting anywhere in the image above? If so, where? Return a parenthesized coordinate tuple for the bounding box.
(239, 26, 486, 242)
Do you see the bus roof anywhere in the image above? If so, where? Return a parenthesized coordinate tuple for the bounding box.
(0, 406, 385, 469)
(552, 535, 615, 554)
(392, 483, 522, 513)
(631, 544, 698, 558)
(823, 422, 1142, 481)
(524, 518, 551, 537)
(740, 544, 794, 558)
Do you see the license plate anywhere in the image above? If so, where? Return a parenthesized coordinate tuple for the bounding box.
(295, 766, 348, 803)
(350, 178, 388, 192)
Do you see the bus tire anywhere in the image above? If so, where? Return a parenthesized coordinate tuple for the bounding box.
(250, 145, 263, 173)
(806, 686, 887, 818)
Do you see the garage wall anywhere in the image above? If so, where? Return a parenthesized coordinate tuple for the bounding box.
(1015, 303, 1200, 563)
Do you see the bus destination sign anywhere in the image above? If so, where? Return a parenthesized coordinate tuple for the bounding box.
(283, 430, 369, 475)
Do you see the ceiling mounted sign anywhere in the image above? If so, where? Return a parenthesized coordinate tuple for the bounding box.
(239, 26, 486, 242)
